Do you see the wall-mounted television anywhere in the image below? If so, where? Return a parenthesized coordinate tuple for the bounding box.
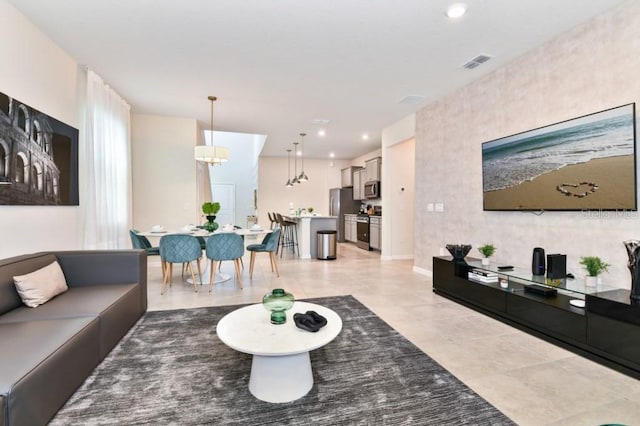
(482, 103, 636, 211)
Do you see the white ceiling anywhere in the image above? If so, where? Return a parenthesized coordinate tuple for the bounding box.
(8, 0, 627, 159)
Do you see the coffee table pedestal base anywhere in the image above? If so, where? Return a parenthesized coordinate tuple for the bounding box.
(249, 352, 313, 403)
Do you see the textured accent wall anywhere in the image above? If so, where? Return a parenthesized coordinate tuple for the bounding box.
(415, 0, 640, 288)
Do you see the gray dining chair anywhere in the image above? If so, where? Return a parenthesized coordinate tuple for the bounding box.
(129, 229, 160, 256)
(247, 228, 281, 279)
(159, 234, 203, 295)
(205, 233, 245, 292)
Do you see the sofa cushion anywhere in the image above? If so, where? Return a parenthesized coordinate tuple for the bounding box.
(0, 317, 100, 426)
(0, 283, 142, 359)
(0, 253, 57, 315)
(13, 261, 68, 308)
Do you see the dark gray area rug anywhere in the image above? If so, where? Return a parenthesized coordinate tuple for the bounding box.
(50, 295, 514, 425)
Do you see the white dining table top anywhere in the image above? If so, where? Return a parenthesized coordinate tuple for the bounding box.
(137, 227, 271, 237)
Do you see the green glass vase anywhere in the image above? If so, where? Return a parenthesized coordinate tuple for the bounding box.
(262, 288, 295, 324)
(203, 215, 218, 232)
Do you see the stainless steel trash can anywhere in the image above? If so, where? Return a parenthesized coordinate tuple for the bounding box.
(317, 230, 337, 260)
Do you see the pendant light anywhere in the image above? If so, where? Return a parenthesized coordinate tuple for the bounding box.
(194, 96, 230, 164)
(285, 149, 293, 187)
(298, 133, 308, 182)
(292, 142, 300, 184)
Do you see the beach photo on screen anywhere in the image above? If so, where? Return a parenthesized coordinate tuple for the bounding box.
(482, 103, 636, 211)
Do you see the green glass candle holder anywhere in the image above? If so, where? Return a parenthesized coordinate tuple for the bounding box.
(262, 288, 295, 324)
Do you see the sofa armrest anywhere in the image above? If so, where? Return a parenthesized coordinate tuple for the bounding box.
(54, 250, 147, 312)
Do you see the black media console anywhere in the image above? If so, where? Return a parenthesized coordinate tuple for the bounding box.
(433, 256, 640, 379)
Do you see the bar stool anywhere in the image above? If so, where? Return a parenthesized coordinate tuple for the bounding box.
(267, 212, 277, 229)
(275, 213, 298, 257)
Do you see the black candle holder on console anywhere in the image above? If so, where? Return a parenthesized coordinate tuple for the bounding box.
(445, 244, 472, 262)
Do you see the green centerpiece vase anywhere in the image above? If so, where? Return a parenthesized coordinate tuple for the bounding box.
(203, 215, 218, 232)
(262, 288, 295, 324)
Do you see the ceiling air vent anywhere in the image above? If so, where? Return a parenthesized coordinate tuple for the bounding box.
(462, 54, 492, 70)
(399, 95, 427, 105)
(311, 118, 330, 125)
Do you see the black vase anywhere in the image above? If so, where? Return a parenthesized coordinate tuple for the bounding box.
(624, 240, 640, 301)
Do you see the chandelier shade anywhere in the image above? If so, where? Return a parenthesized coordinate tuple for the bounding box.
(194, 95, 229, 164)
(194, 145, 229, 164)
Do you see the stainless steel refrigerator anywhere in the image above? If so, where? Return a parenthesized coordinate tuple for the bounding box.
(329, 187, 361, 242)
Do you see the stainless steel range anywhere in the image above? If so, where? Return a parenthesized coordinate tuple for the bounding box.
(356, 214, 370, 250)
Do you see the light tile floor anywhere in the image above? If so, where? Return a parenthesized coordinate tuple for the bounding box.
(147, 241, 640, 426)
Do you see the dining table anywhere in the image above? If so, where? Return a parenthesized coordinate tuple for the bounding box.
(137, 226, 272, 285)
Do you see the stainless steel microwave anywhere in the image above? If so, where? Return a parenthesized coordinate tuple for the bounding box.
(364, 181, 380, 199)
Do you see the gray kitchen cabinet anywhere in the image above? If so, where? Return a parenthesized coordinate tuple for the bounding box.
(344, 215, 353, 241)
(365, 157, 381, 182)
(345, 214, 358, 242)
(353, 170, 363, 200)
(370, 216, 381, 250)
(341, 166, 362, 188)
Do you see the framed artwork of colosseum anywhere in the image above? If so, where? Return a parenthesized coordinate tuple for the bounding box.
(0, 91, 79, 205)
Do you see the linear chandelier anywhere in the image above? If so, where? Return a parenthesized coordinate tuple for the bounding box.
(194, 96, 229, 164)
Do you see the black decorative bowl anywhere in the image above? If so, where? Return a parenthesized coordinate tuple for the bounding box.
(446, 244, 472, 261)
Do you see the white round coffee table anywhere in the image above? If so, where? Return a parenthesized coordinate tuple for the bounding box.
(216, 301, 342, 403)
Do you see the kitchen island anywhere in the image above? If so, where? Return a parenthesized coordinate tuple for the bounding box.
(288, 215, 338, 259)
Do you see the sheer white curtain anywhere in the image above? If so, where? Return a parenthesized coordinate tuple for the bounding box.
(79, 69, 132, 249)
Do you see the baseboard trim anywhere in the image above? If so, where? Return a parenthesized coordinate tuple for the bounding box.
(412, 266, 432, 277)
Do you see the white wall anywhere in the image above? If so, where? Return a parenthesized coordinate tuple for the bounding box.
(381, 114, 416, 260)
(415, 1, 640, 288)
(257, 157, 339, 226)
(0, 0, 81, 258)
(131, 114, 199, 231)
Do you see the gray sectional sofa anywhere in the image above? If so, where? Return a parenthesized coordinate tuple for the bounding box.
(0, 250, 147, 426)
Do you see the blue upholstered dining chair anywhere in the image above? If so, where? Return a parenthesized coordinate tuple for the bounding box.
(205, 233, 245, 292)
(159, 234, 203, 295)
(129, 229, 160, 256)
(246, 228, 281, 279)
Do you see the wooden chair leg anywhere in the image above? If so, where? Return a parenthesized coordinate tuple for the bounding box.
(270, 252, 280, 277)
(249, 252, 256, 279)
(234, 258, 243, 289)
(161, 262, 170, 294)
(187, 262, 198, 293)
(169, 263, 174, 286)
(209, 260, 217, 292)
(195, 258, 203, 291)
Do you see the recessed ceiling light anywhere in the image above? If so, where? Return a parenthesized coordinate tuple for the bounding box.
(329, 152, 335, 158)
(446, 3, 467, 19)
(362, 134, 369, 140)
(318, 129, 326, 137)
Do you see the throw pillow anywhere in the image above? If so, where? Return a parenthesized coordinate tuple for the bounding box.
(13, 261, 69, 308)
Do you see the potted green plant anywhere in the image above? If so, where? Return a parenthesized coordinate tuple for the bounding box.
(478, 244, 496, 266)
(201, 201, 221, 232)
(579, 256, 610, 287)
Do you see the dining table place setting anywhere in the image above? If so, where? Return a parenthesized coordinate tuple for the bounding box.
(137, 224, 271, 238)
